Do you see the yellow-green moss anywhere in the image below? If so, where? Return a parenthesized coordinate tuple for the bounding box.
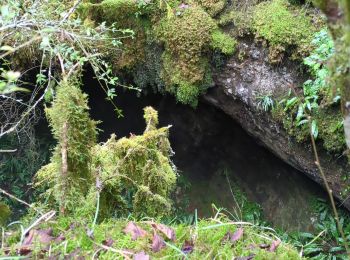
(253, 0, 316, 63)
(210, 29, 237, 55)
(36, 79, 98, 213)
(195, 0, 226, 17)
(272, 103, 346, 154)
(2, 216, 303, 259)
(0, 202, 11, 226)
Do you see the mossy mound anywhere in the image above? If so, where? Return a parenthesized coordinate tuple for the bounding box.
(1, 215, 302, 259)
(36, 80, 177, 219)
(253, 0, 317, 63)
(81, 0, 237, 107)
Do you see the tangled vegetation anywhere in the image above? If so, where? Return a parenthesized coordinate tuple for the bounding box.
(1, 0, 350, 258)
(35, 79, 176, 219)
(270, 29, 347, 156)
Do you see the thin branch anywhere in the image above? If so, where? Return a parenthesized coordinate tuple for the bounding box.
(0, 36, 41, 60)
(59, 0, 83, 25)
(308, 117, 350, 256)
(0, 149, 17, 153)
(0, 187, 39, 212)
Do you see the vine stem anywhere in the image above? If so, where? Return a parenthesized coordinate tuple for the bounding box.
(308, 117, 350, 256)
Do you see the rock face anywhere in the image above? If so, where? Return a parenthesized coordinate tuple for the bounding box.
(203, 39, 350, 210)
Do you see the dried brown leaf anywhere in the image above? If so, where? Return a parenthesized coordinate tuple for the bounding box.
(22, 229, 54, 246)
(269, 240, 281, 252)
(151, 231, 166, 253)
(151, 223, 176, 241)
(258, 244, 269, 249)
(102, 238, 114, 247)
(231, 228, 244, 242)
(123, 222, 147, 241)
(134, 251, 150, 260)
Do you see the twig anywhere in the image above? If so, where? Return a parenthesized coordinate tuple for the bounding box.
(59, 0, 83, 25)
(0, 187, 39, 212)
(60, 121, 68, 215)
(0, 36, 41, 60)
(308, 117, 350, 256)
(0, 149, 17, 153)
(91, 241, 133, 259)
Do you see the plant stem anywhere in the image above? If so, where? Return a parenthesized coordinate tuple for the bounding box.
(309, 118, 350, 256)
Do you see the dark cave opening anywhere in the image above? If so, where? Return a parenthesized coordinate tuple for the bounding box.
(82, 72, 326, 232)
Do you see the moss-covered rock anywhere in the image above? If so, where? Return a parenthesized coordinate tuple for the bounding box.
(253, 0, 317, 63)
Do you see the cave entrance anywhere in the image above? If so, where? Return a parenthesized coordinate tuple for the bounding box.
(83, 74, 326, 232)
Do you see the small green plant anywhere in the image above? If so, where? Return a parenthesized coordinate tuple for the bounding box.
(276, 29, 343, 144)
(288, 199, 350, 259)
(257, 94, 274, 111)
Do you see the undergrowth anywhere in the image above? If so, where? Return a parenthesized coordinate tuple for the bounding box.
(0, 210, 302, 259)
(272, 29, 346, 154)
(286, 199, 350, 259)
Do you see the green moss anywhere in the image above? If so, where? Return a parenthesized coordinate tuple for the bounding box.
(0, 202, 11, 226)
(36, 79, 98, 213)
(253, 0, 316, 63)
(2, 215, 303, 259)
(175, 82, 200, 107)
(272, 102, 346, 154)
(315, 108, 346, 153)
(195, 0, 226, 17)
(84, 107, 177, 219)
(98, 0, 138, 24)
(210, 29, 237, 55)
(157, 6, 216, 83)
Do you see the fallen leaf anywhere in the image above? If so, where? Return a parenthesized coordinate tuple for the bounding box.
(55, 234, 65, 243)
(181, 240, 194, 254)
(22, 229, 54, 246)
(18, 246, 32, 256)
(222, 228, 244, 243)
(151, 223, 176, 241)
(269, 240, 281, 252)
(102, 238, 114, 247)
(235, 254, 255, 260)
(152, 231, 165, 252)
(258, 244, 269, 249)
(134, 251, 150, 260)
(231, 228, 244, 242)
(123, 222, 147, 241)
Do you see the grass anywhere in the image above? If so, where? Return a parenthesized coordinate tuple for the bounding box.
(0, 210, 303, 259)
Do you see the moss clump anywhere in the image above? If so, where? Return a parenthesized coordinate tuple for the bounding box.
(157, 5, 232, 106)
(0, 202, 11, 226)
(92, 107, 177, 218)
(82, 0, 236, 106)
(272, 103, 346, 154)
(253, 0, 316, 63)
(36, 79, 98, 213)
(157, 6, 216, 82)
(210, 29, 237, 55)
(315, 108, 346, 153)
(195, 0, 226, 17)
(37, 91, 176, 219)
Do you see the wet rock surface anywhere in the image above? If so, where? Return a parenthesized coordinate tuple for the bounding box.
(205, 39, 350, 210)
